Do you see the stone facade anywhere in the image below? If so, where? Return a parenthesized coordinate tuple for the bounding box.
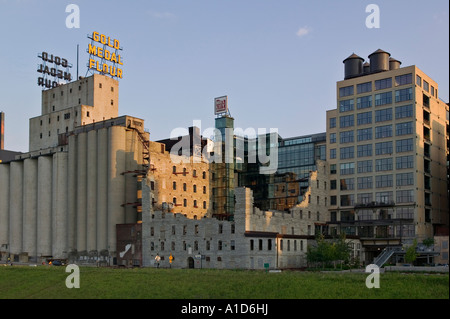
(146, 140, 211, 219)
(138, 160, 350, 269)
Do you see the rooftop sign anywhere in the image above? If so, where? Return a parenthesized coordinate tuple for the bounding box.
(87, 31, 124, 79)
(37, 52, 73, 89)
(214, 96, 228, 115)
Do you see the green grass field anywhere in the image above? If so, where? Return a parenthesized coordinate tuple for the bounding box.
(0, 265, 448, 299)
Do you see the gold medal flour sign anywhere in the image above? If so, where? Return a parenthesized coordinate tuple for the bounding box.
(88, 31, 124, 79)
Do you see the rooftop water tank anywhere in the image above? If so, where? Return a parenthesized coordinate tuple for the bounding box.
(343, 53, 364, 79)
(389, 57, 402, 70)
(363, 62, 371, 74)
(368, 49, 391, 73)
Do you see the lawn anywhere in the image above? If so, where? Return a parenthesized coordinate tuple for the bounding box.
(0, 265, 448, 299)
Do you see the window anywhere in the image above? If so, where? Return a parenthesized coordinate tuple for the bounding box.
(340, 146, 354, 159)
(357, 82, 372, 94)
(357, 96, 372, 109)
(329, 133, 336, 144)
(250, 239, 254, 251)
(416, 75, 422, 87)
(340, 162, 355, 175)
(357, 193, 373, 205)
(172, 181, 176, 190)
(375, 125, 392, 139)
(202, 171, 206, 179)
(375, 158, 393, 171)
(173, 197, 177, 205)
(340, 178, 354, 190)
(357, 144, 372, 157)
(193, 200, 197, 208)
(395, 73, 412, 86)
(375, 78, 392, 90)
(375, 141, 393, 155)
(203, 201, 207, 209)
(340, 194, 354, 206)
(376, 174, 393, 188)
(396, 190, 414, 203)
(329, 148, 336, 159)
(340, 99, 354, 112)
(396, 155, 414, 169)
(396, 122, 413, 136)
(357, 111, 372, 125)
(357, 128, 372, 141)
(173, 166, 177, 173)
(396, 172, 414, 186)
(375, 191, 393, 204)
(218, 241, 222, 250)
(340, 130, 354, 144)
(193, 185, 197, 193)
(375, 92, 392, 106)
(259, 239, 263, 250)
(357, 176, 373, 189)
(340, 115, 354, 128)
(203, 186, 207, 194)
(395, 88, 413, 102)
(340, 86, 354, 97)
(396, 138, 413, 153)
(183, 199, 187, 207)
(330, 164, 337, 174)
(64, 113, 71, 120)
(397, 207, 414, 219)
(395, 104, 413, 119)
(330, 196, 337, 205)
(330, 180, 337, 190)
(357, 160, 373, 173)
(423, 80, 429, 92)
(329, 117, 336, 128)
(375, 108, 392, 122)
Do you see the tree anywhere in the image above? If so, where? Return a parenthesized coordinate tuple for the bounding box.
(404, 239, 419, 264)
(306, 233, 352, 269)
(422, 237, 435, 248)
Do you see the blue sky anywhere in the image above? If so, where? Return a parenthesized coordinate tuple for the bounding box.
(1, 0, 448, 152)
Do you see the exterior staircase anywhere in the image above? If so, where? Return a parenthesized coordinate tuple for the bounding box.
(373, 246, 403, 267)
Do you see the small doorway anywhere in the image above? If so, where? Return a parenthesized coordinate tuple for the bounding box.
(187, 257, 194, 269)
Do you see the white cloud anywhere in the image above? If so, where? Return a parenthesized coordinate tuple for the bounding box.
(296, 26, 311, 38)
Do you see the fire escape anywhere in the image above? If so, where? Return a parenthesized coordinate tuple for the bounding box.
(121, 126, 154, 220)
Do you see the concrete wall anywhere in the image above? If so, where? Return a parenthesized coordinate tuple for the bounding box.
(0, 120, 144, 263)
(30, 74, 119, 152)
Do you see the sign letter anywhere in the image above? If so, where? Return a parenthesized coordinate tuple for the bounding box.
(65, 4, 80, 29)
(365, 4, 380, 29)
(65, 264, 80, 288)
(365, 264, 380, 288)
